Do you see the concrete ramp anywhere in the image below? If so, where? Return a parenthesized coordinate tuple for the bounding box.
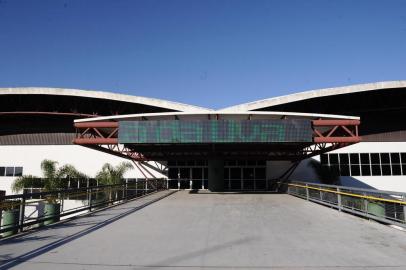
(1, 191, 406, 269)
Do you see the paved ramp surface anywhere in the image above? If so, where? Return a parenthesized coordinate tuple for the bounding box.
(1, 191, 406, 270)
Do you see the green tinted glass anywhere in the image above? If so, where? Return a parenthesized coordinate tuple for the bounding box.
(119, 119, 312, 143)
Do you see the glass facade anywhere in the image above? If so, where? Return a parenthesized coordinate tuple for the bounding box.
(320, 153, 406, 176)
(0, 166, 23, 177)
(167, 160, 267, 190)
(119, 119, 312, 144)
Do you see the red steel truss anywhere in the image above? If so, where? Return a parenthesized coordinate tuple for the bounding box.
(73, 122, 145, 161)
(73, 119, 361, 161)
(298, 119, 361, 159)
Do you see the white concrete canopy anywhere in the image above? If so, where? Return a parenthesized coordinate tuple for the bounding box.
(220, 80, 406, 112)
(0, 87, 212, 112)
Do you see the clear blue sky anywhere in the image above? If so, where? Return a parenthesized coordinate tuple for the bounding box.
(0, 0, 405, 109)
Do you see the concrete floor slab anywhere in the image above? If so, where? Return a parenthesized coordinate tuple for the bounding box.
(1, 191, 406, 270)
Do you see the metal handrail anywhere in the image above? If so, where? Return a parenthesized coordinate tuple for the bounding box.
(0, 178, 168, 237)
(283, 181, 406, 228)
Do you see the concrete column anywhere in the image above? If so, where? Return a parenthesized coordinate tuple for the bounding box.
(208, 159, 224, 192)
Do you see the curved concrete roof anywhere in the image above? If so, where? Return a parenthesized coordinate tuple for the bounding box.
(220, 81, 406, 112)
(75, 111, 359, 123)
(0, 87, 212, 112)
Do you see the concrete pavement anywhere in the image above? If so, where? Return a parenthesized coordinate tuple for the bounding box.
(1, 190, 406, 269)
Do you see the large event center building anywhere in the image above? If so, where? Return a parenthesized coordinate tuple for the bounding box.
(1, 81, 406, 194)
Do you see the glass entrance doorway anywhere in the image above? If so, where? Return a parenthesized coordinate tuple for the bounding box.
(224, 160, 267, 191)
(167, 160, 267, 191)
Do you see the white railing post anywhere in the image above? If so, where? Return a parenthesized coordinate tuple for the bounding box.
(305, 183, 309, 200)
(337, 187, 342, 212)
(364, 192, 369, 217)
(403, 195, 406, 224)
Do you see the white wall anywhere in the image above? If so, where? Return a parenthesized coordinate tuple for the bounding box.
(3, 142, 406, 194)
(0, 145, 165, 195)
(289, 142, 406, 193)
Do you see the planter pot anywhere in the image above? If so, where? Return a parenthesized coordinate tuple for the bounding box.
(367, 201, 386, 218)
(2, 209, 19, 237)
(44, 203, 60, 225)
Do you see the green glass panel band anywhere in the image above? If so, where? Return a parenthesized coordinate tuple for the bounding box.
(118, 119, 312, 144)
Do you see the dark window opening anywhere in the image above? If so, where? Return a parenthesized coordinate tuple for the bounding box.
(320, 154, 328, 165)
(14, 167, 23, 176)
(391, 153, 400, 164)
(371, 154, 380, 164)
(371, 165, 381, 176)
(350, 154, 360, 165)
(339, 164, 350, 176)
(5, 167, 14, 176)
(329, 154, 339, 164)
(339, 154, 349, 164)
(360, 153, 370, 164)
(392, 164, 401, 176)
(381, 165, 391, 176)
(361, 165, 371, 176)
(350, 165, 360, 176)
(380, 153, 390, 164)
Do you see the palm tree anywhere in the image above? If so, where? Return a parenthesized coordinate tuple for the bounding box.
(95, 162, 133, 203)
(10, 159, 88, 226)
(12, 159, 88, 201)
(95, 162, 133, 185)
(308, 159, 340, 185)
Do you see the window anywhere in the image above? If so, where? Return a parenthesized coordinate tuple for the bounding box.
(360, 153, 370, 164)
(320, 154, 328, 165)
(179, 168, 190, 179)
(329, 154, 339, 164)
(192, 168, 203, 179)
(392, 164, 402, 175)
(187, 160, 195, 166)
(255, 168, 266, 179)
(351, 165, 361, 176)
(391, 153, 401, 176)
(168, 168, 178, 179)
(371, 154, 381, 176)
(247, 160, 256, 166)
(339, 154, 349, 164)
(5, 167, 14, 176)
(14, 167, 23, 176)
(380, 153, 390, 164)
(323, 152, 406, 177)
(371, 153, 380, 164)
(257, 160, 266, 166)
(361, 165, 371, 176)
(230, 168, 241, 179)
(0, 166, 24, 177)
(391, 153, 400, 164)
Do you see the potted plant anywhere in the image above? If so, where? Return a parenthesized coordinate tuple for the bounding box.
(1, 200, 20, 237)
(95, 162, 133, 205)
(12, 159, 88, 226)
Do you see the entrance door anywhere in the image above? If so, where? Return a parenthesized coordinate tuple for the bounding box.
(224, 160, 266, 191)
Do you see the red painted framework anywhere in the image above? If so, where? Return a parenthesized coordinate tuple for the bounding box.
(73, 119, 361, 161)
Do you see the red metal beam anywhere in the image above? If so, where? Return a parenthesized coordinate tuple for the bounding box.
(313, 119, 360, 126)
(311, 119, 361, 144)
(74, 122, 119, 128)
(314, 137, 361, 143)
(73, 138, 118, 145)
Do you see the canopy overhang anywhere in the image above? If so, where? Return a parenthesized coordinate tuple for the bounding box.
(73, 112, 360, 162)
